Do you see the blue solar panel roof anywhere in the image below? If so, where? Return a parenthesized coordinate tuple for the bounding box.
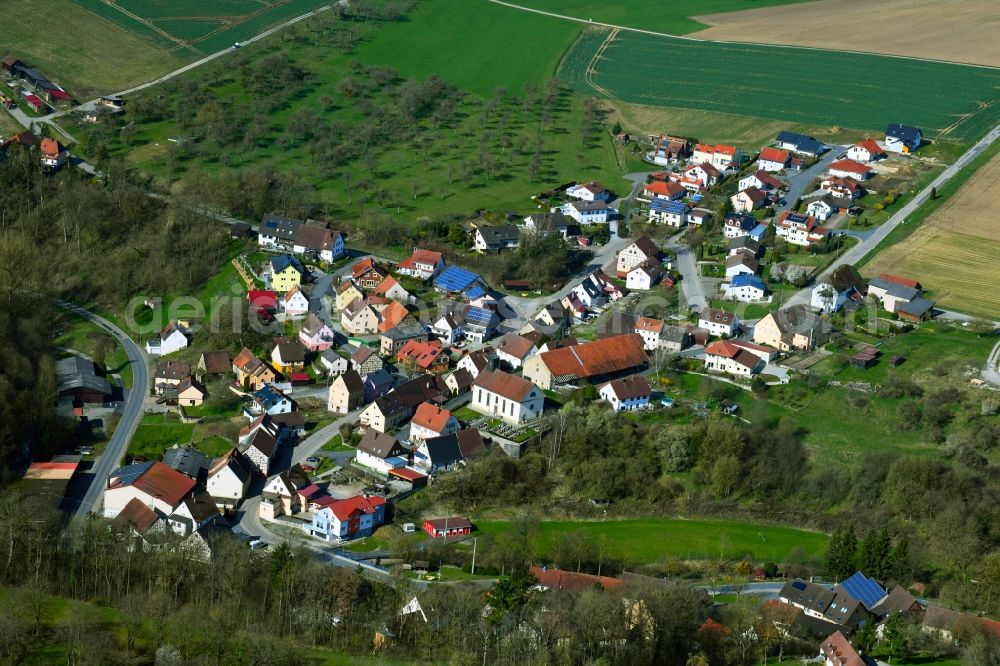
(731, 274, 764, 289)
(651, 199, 689, 213)
(465, 284, 486, 299)
(840, 571, 886, 609)
(112, 461, 153, 486)
(434, 265, 481, 292)
(464, 306, 495, 325)
(791, 580, 807, 591)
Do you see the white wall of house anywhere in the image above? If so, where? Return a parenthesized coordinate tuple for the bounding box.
(470, 387, 543, 425)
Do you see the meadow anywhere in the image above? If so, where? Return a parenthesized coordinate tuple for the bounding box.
(493, 0, 813, 36)
(561, 28, 1000, 143)
(474, 518, 830, 563)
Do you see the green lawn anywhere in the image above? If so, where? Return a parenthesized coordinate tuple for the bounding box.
(321, 435, 354, 453)
(193, 435, 235, 458)
(503, 0, 813, 36)
(55, 315, 134, 389)
(474, 518, 829, 563)
(561, 28, 1000, 143)
(128, 413, 195, 460)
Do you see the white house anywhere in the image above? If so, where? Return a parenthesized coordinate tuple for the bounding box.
(633, 316, 665, 351)
(616, 236, 659, 276)
(562, 200, 609, 224)
(725, 252, 759, 279)
(775, 211, 829, 247)
(104, 461, 195, 519)
(847, 138, 886, 163)
(599, 375, 651, 412)
(239, 428, 278, 476)
(307, 495, 386, 542)
(704, 340, 766, 377)
(723, 214, 757, 239)
(827, 159, 873, 180)
(738, 170, 783, 193)
(397, 248, 445, 280)
(470, 370, 544, 425)
(731, 187, 767, 213)
(408, 402, 460, 443)
(320, 350, 349, 376)
(456, 351, 495, 379)
(430, 313, 464, 345)
(473, 225, 520, 252)
(757, 147, 790, 172)
(698, 307, 739, 337)
(565, 181, 611, 202)
(671, 163, 721, 191)
(248, 385, 295, 418)
(280, 287, 310, 317)
(648, 199, 689, 226)
(626, 260, 665, 291)
(811, 265, 867, 313)
(691, 143, 742, 171)
(146, 321, 190, 356)
(885, 124, 921, 154)
(724, 274, 767, 302)
(495, 333, 538, 370)
(356, 429, 410, 475)
(206, 449, 252, 508)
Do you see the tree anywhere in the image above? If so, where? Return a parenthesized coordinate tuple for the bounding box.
(447, 224, 467, 246)
(711, 455, 741, 498)
(929, 186, 937, 200)
(859, 527, 892, 580)
(825, 524, 858, 579)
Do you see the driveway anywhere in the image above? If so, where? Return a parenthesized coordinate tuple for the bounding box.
(776, 147, 844, 214)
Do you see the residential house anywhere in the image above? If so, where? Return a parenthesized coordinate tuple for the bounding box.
(778, 578, 871, 633)
(626, 260, 666, 291)
(523, 211, 575, 238)
(270, 255, 306, 293)
(164, 489, 221, 537)
(599, 313, 690, 353)
(397, 248, 444, 280)
(568, 270, 624, 311)
(729, 236, 762, 258)
(807, 194, 854, 221)
(812, 265, 868, 313)
(271, 340, 306, 374)
(380, 323, 429, 356)
(356, 429, 410, 475)
(474, 224, 521, 252)
(616, 236, 659, 276)
(362, 369, 394, 403)
(206, 448, 252, 508)
(39, 137, 66, 168)
(413, 433, 465, 473)
(725, 252, 759, 279)
(775, 131, 825, 156)
(704, 340, 768, 376)
(753, 305, 830, 351)
(373, 275, 413, 304)
(319, 350, 348, 376)
(232, 347, 277, 391)
(351, 346, 384, 376)
(687, 208, 713, 226)
(866, 273, 922, 312)
(257, 214, 302, 251)
(433, 266, 488, 299)
(104, 461, 196, 519)
(280, 286, 310, 317)
(299, 313, 337, 352)
(691, 143, 742, 170)
(775, 211, 829, 246)
(239, 428, 279, 476)
(562, 200, 610, 224)
(176, 378, 206, 406)
(146, 321, 190, 356)
(738, 170, 784, 193)
(112, 499, 169, 551)
(351, 257, 388, 290)
(645, 134, 689, 165)
(731, 187, 767, 213)
(453, 305, 498, 344)
(639, 179, 686, 202)
(335, 281, 365, 311)
(496, 333, 539, 370)
(248, 385, 294, 418)
(376, 301, 412, 335)
(723, 214, 758, 239)
(239, 413, 282, 446)
(258, 464, 311, 519)
(885, 124, 921, 154)
(444, 368, 475, 396)
(291, 223, 344, 262)
(828, 159, 873, 180)
(599, 375, 651, 412)
(154, 360, 191, 395)
(327, 370, 364, 414)
(565, 181, 612, 202)
(456, 350, 496, 379)
(161, 446, 210, 481)
(698, 308, 739, 337)
(648, 199, 689, 226)
(522, 334, 648, 390)
(197, 351, 231, 379)
(397, 339, 448, 374)
(470, 370, 544, 425)
(533, 301, 571, 334)
(341, 298, 382, 335)
(724, 274, 767, 302)
(423, 517, 472, 539)
(409, 402, 460, 442)
(308, 494, 387, 541)
(847, 138, 886, 163)
(757, 146, 791, 172)
(820, 631, 870, 666)
(822, 176, 865, 199)
(430, 312, 464, 345)
(659, 325, 692, 353)
(671, 162, 722, 192)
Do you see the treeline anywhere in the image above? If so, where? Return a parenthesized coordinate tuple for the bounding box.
(428, 401, 1000, 616)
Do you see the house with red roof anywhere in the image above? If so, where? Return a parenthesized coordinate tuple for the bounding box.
(828, 159, 874, 180)
(704, 340, 769, 377)
(775, 211, 830, 246)
(470, 369, 544, 424)
(104, 461, 197, 519)
(691, 143, 744, 171)
(757, 146, 791, 172)
(731, 186, 768, 213)
(397, 248, 445, 280)
(351, 257, 389, 289)
(397, 339, 448, 374)
(307, 494, 387, 541)
(671, 162, 722, 192)
(409, 402, 459, 442)
(847, 138, 886, 163)
(39, 137, 66, 168)
(738, 170, 784, 193)
(279, 286, 310, 317)
(821, 176, 865, 200)
(638, 179, 686, 203)
(529, 566, 622, 592)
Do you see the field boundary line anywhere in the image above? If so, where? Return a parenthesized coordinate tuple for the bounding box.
(93, 0, 205, 56)
(585, 28, 621, 102)
(484, 0, 1000, 71)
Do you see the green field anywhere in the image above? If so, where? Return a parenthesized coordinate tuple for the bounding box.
(474, 518, 829, 563)
(128, 414, 195, 460)
(561, 28, 1000, 143)
(500, 0, 812, 35)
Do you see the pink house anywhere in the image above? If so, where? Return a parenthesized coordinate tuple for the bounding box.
(298, 313, 337, 352)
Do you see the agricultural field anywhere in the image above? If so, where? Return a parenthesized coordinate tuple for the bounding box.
(691, 0, 1000, 69)
(866, 149, 1000, 318)
(474, 518, 830, 563)
(0, 110, 23, 138)
(1, 0, 183, 97)
(493, 0, 813, 36)
(559, 28, 1000, 144)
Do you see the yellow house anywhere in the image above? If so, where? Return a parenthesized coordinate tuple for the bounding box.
(233, 347, 277, 391)
(270, 255, 305, 293)
(336, 281, 364, 311)
(177, 378, 206, 406)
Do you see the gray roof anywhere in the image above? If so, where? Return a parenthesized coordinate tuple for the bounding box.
(478, 224, 520, 245)
(382, 323, 428, 341)
(357, 429, 406, 459)
(770, 304, 828, 336)
(162, 446, 211, 480)
(571, 200, 608, 212)
(728, 236, 760, 254)
(868, 277, 920, 301)
(661, 325, 690, 343)
(897, 297, 934, 318)
(826, 265, 867, 294)
(56, 355, 111, 395)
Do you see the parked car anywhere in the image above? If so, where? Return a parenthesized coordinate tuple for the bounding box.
(306, 456, 320, 465)
(249, 538, 267, 550)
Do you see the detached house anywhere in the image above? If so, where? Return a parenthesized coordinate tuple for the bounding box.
(280, 287, 310, 317)
(356, 429, 410, 475)
(775, 211, 829, 246)
(885, 124, 921, 154)
(351, 257, 388, 289)
(474, 224, 521, 252)
(104, 461, 196, 519)
(639, 179, 686, 202)
(757, 146, 791, 172)
(731, 186, 767, 213)
(738, 170, 783, 193)
(671, 163, 721, 192)
(775, 131, 825, 157)
(807, 194, 854, 221)
(397, 249, 444, 280)
(691, 143, 742, 170)
(248, 385, 294, 418)
(599, 375, 651, 412)
(524, 210, 576, 238)
(397, 339, 448, 374)
(39, 137, 66, 168)
(828, 159, 873, 180)
(822, 176, 865, 200)
(270, 255, 306, 293)
(308, 495, 387, 542)
(380, 323, 429, 356)
(704, 340, 770, 377)
(617, 236, 659, 277)
(198, 351, 231, 379)
(648, 199, 689, 226)
(372, 275, 413, 304)
(698, 307, 739, 337)
(327, 370, 364, 414)
(146, 321, 190, 356)
(723, 214, 758, 239)
(409, 402, 460, 442)
(562, 200, 610, 224)
(866, 273, 922, 312)
(206, 449, 252, 509)
(335, 281, 364, 311)
(847, 138, 886, 163)
(470, 369, 544, 425)
(566, 181, 612, 202)
(258, 465, 311, 519)
(456, 350, 496, 379)
(753, 305, 830, 351)
(319, 350, 348, 376)
(811, 265, 868, 313)
(496, 333, 539, 370)
(299, 313, 337, 352)
(292, 223, 344, 262)
(626, 260, 666, 291)
(239, 428, 279, 476)
(232, 347, 277, 391)
(724, 274, 767, 302)
(271, 340, 306, 374)
(351, 346, 384, 377)
(340, 298, 381, 335)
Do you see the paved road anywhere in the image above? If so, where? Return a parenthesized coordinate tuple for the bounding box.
(777, 148, 843, 214)
(983, 339, 1000, 386)
(783, 124, 1000, 309)
(55, 300, 150, 520)
(670, 243, 707, 311)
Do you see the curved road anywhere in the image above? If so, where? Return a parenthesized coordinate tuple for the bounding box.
(55, 300, 150, 520)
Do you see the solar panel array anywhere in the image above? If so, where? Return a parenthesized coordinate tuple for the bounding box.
(113, 461, 153, 486)
(466, 284, 487, 300)
(434, 266, 481, 292)
(464, 307, 495, 326)
(651, 199, 689, 214)
(840, 571, 886, 609)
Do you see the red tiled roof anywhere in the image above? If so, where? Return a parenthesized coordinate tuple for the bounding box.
(694, 143, 736, 157)
(497, 333, 537, 360)
(529, 566, 622, 592)
(635, 316, 664, 334)
(397, 339, 444, 369)
(643, 180, 685, 198)
(602, 375, 650, 400)
(377, 300, 411, 333)
(828, 159, 871, 176)
(389, 467, 427, 482)
(373, 275, 400, 296)
(351, 257, 376, 279)
(473, 369, 536, 402)
(759, 147, 790, 164)
(538, 334, 648, 380)
(878, 273, 920, 289)
(399, 248, 443, 270)
(740, 186, 767, 203)
(412, 402, 454, 433)
(328, 494, 386, 521)
(127, 461, 196, 507)
(820, 631, 865, 666)
(854, 137, 884, 156)
(113, 498, 160, 533)
(40, 137, 62, 158)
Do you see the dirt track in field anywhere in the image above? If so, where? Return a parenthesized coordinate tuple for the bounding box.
(691, 0, 1000, 69)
